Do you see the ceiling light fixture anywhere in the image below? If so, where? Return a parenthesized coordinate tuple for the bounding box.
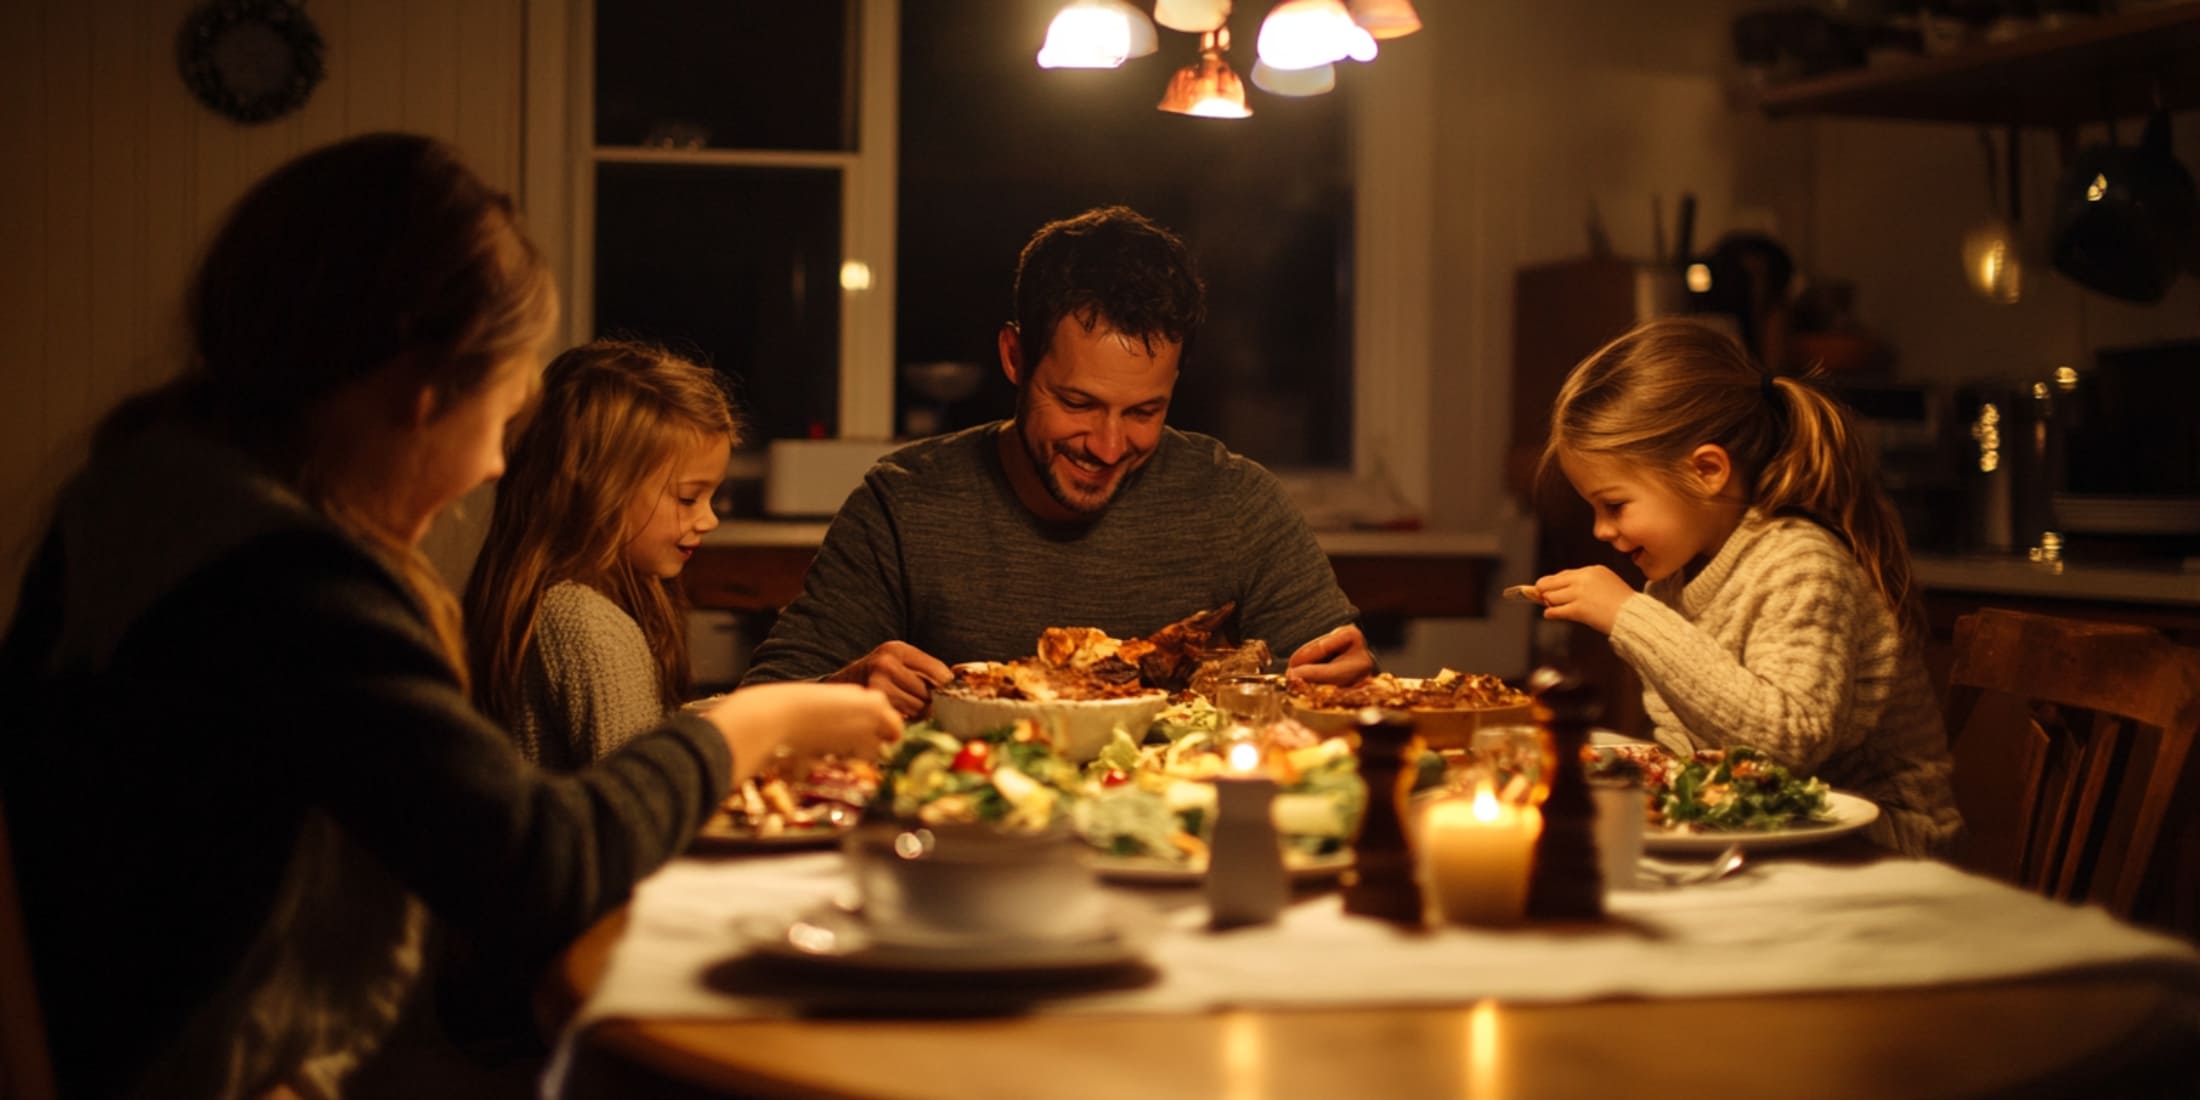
(1037, 0, 1160, 70)
(1157, 29, 1253, 118)
(1039, 0, 1417, 118)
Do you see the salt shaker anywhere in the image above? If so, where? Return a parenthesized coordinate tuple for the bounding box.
(1206, 773, 1289, 928)
(1341, 707, 1425, 926)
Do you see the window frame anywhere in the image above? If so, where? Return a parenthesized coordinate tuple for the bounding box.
(521, 0, 1431, 507)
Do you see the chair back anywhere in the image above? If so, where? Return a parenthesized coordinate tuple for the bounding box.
(0, 795, 55, 1100)
(1944, 608, 2200, 931)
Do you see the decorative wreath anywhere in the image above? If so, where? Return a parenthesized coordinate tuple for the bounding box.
(177, 0, 326, 125)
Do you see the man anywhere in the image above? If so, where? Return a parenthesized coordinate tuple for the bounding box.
(741, 205, 1373, 715)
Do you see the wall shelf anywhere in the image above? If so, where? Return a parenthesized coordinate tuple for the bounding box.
(1754, 4, 2200, 129)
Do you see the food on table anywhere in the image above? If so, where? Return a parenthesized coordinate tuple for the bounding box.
(932, 605, 1273, 762)
(718, 756, 879, 837)
(1289, 668, 1530, 711)
(877, 696, 1366, 866)
(879, 719, 1089, 831)
(1284, 669, 1533, 749)
(944, 603, 1268, 701)
(1590, 744, 1832, 833)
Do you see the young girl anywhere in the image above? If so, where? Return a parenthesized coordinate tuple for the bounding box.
(1532, 318, 1961, 857)
(466, 339, 737, 770)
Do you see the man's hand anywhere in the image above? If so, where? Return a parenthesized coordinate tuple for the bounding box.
(827, 641, 953, 718)
(1283, 623, 1375, 686)
(1531, 566, 1637, 635)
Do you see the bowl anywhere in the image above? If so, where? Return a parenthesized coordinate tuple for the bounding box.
(843, 822, 1104, 942)
(928, 688, 1168, 763)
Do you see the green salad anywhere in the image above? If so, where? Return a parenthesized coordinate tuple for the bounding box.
(1656, 746, 1831, 832)
(878, 698, 1366, 865)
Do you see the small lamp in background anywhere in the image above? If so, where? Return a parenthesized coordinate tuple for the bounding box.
(1037, 0, 1159, 70)
(1157, 29, 1253, 119)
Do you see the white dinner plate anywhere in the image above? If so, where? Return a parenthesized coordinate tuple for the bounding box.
(1089, 848, 1354, 886)
(739, 897, 1154, 977)
(1641, 790, 1880, 854)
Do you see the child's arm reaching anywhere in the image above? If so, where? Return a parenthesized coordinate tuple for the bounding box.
(1530, 566, 1638, 634)
(1605, 540, 1876, 775)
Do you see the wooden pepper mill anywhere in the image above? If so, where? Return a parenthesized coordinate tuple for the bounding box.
(1342, 707, 1425, 926)
(1524, 664, 1605, 921)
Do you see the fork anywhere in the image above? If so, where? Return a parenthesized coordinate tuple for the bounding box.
(1639, 844, 1746, 887)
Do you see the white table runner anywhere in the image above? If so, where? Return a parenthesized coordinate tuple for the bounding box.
(570, 851, 2200, 1026)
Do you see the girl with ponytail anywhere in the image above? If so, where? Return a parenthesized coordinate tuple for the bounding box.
(1531, 318, 1960, 857)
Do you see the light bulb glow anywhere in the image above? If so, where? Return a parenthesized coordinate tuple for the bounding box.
(1258, 0, 1359, 71)
(1037, 3, 1132, 69)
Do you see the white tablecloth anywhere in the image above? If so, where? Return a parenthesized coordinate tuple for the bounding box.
(568, 850, 2200, 1026)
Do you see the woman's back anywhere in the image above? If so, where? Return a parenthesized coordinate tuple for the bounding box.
(1, 369, 728, 1095)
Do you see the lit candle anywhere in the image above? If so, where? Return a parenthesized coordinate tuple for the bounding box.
(1419, 785, 1542, 927)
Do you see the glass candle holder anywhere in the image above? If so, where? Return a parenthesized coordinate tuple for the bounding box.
(1417, 783, 1544, 927)
(1214, 674, 1283, 729)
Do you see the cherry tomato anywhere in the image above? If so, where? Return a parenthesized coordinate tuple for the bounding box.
(949, 740, 993, 774)
(1100, 768, 1131, 787)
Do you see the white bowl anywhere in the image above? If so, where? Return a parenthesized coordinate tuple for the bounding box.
(928, 689, 1168, 763)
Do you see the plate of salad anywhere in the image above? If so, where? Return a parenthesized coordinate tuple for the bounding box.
(1601, 745, 1880, 853)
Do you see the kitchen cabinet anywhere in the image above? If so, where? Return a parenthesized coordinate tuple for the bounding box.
(1753, 4, 2200, 128)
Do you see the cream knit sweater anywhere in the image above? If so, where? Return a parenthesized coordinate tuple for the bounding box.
(1608, 511, 1962, 857)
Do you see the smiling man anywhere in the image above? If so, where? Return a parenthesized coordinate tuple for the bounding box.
(741, 206, 1372, 714)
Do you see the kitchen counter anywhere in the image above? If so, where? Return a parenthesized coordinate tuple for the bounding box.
(689, 522, 1502, 618)
(1913, 553, 2200, 608)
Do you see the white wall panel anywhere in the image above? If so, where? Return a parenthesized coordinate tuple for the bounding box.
(1, 0, 528, 621)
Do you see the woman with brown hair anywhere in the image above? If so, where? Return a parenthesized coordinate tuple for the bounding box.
(0, 133, 898, 1098)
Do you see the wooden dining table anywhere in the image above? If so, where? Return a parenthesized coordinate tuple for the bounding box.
(539, 843, 2200, 1100)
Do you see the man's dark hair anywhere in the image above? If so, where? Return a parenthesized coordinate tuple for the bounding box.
(1011, 205, 1206, 372)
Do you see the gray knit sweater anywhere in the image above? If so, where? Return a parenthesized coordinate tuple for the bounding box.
(743, 422, 1357, 682)
(1609, 511, 1963, 857)
(513, 581, 670, 771)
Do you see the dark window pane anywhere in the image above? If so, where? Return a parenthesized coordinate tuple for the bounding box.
(596, 0, 855, 151)
(895, 0, 1354, 469)
(594, 163, 842, 445)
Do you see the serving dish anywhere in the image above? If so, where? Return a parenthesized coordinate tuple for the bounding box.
(929, 687, 1169, 763)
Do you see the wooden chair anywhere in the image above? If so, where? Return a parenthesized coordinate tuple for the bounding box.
(1943, 608, 2200, 933)
(0, 796, 56, 1100)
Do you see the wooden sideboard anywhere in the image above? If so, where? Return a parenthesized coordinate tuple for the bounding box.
(683, 525, 1502, 621)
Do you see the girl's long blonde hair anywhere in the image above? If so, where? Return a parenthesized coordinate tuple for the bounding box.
(465, 340, 737, 728)
(1541, 318, 1922, 636)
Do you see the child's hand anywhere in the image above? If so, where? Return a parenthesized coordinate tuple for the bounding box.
(700, 683, 903, 786)
(1531, 566, 1636, 635)
(828, 641, 952, 719)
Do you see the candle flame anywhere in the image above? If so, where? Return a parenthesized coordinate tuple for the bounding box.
(1226, 740, 1262, 774)
(1472, 784, 1501, 822)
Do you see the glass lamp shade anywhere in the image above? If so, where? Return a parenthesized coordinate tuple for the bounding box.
(1258, 0, 1361, 70)
(1347, 0, 1422, 39)
(1158, 51, 1252, 118)
(1155, 0, 1233, 33)
(1251, 59, 1335, 96)
(1037, 0, 1157, 69)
